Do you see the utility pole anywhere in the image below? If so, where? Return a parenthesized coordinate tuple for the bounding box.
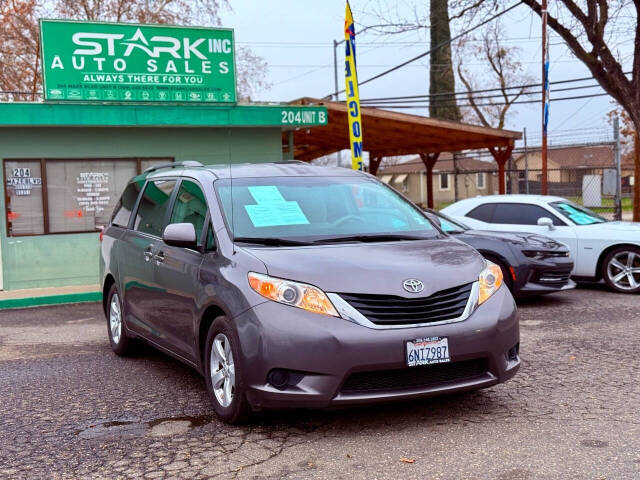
(541, 0, 549, 195)
(524, 127, 530, 194)
(333, 39, 339, 102)
(635, 131, 640, 222)
(614, 116, 622, 221)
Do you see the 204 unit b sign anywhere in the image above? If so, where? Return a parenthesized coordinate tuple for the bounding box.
(40, 20, 236, 103)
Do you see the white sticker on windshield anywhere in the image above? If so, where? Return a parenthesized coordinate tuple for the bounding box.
(245, 201, 309, 228)
(248, 186, 286, 204)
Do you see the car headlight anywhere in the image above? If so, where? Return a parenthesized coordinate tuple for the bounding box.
(248, 272, 339, 317)
(478, 260, 503, 305)
(522, 250, 569, 260)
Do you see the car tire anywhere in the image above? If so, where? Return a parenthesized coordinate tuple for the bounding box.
(204, 316, 251, 424)
(602, 246, 640, 294)
(106, 284, 135, 356)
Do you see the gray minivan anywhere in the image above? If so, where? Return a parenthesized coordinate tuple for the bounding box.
(100, 161, 520, 424)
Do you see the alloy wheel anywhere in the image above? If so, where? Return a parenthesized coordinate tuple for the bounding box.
(210, 333, 235, 408)
(607, 251, 640, 291)
(109, 294, 122, 344)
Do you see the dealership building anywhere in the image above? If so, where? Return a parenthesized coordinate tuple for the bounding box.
(0, 101, 326, 298)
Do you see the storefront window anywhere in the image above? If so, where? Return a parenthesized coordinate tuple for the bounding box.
(4, 160, 45, 235)
(46, 160, 137, 233)
(3, 158, 172, 236)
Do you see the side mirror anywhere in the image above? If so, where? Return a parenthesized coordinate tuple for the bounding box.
(537, 217, 555, 231)
(162, 223, 197, 249)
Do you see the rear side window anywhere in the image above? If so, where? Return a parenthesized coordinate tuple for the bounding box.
(169, 180, 208, 244)
(492, 203, 564, 226)
(133, 179, 177, 237)
(111, 181, 143, 227)
(467, 204, 495, 222)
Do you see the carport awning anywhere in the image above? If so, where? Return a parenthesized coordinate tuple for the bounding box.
(286, 98, 521, 161)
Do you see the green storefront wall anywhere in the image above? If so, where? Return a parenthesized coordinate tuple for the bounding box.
(0, 102, 327, 291)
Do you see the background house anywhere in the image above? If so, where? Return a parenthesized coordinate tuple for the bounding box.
(377, 154, 498, 209)
(377, 143, 636, 213)
(511, 144, 634, 196)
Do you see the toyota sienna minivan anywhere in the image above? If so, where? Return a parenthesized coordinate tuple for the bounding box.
(100, 161, 520, 423)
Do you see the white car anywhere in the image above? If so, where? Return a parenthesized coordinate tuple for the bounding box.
(442, 195, 640, 294)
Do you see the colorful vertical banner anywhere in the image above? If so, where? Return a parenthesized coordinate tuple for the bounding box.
(344, 1, 364, 171)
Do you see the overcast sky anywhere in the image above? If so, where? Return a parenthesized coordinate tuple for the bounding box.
(222, 1, 629, 149)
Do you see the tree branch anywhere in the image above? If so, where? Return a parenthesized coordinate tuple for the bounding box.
(458, 63, 491, 128)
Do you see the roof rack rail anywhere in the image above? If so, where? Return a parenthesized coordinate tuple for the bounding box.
(143, 160, 204, 174)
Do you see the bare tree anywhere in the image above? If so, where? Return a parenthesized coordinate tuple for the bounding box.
(0, 0, 269, 101)
(455, 0, 640, 218)
(608, 105, 635, 155)
(429, 0, 462, 121)
(457, 22, 534, 129)
(0, 0, 42, 101)
(516, 2, 640, 128)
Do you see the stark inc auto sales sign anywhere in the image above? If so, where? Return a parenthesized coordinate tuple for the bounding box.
(39, 19, 236, 103)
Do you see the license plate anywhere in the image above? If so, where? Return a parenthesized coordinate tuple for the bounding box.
(406, 337, 450, 367)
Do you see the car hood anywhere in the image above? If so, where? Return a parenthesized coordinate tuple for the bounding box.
(242, 238, 485, 297)
(587, 221, 640, 232)
(461, 229, 568, 250)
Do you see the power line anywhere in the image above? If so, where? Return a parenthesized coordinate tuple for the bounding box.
(364, 91, 611, 109)
(328, 0, 524, 97)
(361, 83, 603, 105)
(359, 72, 631, 102)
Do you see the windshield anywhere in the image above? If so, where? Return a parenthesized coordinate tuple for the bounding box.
(214, 176, 437, 243)
(549, 201, 607, 226)
(427, 211, 468, 233)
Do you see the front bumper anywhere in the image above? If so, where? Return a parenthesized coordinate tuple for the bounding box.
(515, 256, 576, 296)
(232, 285, 519, 410)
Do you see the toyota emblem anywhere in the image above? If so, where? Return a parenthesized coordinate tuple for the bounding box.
(403, 279, 424, 293)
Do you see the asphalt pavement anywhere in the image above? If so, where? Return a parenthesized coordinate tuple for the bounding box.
(1, 286, 639, 479)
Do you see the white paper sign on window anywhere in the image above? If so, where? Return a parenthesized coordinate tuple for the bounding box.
(76, 172, 111, 214)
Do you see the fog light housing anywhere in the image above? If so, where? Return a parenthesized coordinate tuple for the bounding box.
(267, 369, 304, 390)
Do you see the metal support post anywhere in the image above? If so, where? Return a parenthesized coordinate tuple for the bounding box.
(614, 116, 622, 221)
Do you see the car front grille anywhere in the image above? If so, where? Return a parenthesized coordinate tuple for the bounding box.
(534, 268, 572, 285)
(337, 282, 473, 326)
(340, 359, 488, 393)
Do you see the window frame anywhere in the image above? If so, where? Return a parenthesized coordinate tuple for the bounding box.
(130, 176, 180, 240)
(3, 157, 173, 237)
(201, 212, 218, 253)
(476, 172, 486, 189)
(439, 173, 450, 191)
(165, 177, 212, 250)
(469, 202, 567, 226)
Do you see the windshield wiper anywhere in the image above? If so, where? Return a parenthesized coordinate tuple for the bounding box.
(233, 237, 314, 246)
(314, 234, 428, 244)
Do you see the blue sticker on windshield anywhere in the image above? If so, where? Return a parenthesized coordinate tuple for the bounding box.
(556, 204, 598, 225)
(248, 186, 286, 204)
(245, 201, 309, 228)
